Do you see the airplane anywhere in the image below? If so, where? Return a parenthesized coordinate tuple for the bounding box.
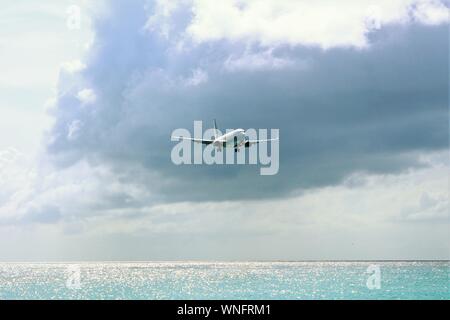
(172, 119, 279, 152)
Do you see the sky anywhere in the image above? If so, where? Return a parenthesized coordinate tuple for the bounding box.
(0, 0, 448, 261)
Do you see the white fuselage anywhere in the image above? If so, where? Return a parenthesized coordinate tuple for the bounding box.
(213, 129, 246, 148)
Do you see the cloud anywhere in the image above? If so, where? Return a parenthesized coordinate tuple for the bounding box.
(84, 151, 448, 235)
(0, 1, 92, 89)
(184, 68, 208, 86)
(22, 205, 62, 224)
(44, 0, 448, 202)
(224, 49, 297, 71)
(186, 0, 449, 48)
(67, 120, 83, 141)
(61, 60, 86, 74)
(0, 149, 157, 230)
(76, 88, 97, 104)
(1, 149, 447, 260)
(412, 0, 449, 24)
(1, 0, 448, 260)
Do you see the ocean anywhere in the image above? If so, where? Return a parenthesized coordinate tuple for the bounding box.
(0, 261, 448, 300)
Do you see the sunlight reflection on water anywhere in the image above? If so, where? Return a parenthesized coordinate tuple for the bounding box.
(0, 261, 448, 299)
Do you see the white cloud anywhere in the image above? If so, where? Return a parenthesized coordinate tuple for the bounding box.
(185, 0, 449, 48)
(0, 2, 93, 88)
(61, 60, 86, 74)
(413, 0, 449, 24)
(0, 0, 448, 260)
(0, 148, 36, 222)
(67, 152, 449, 259)
(3, 149, 447, 233)
(185, 68, 209, 86)
(67, 119, 83, 141)
(0, 150, 154, 228)
(224, 49, 297, 71)
(145, 0, 186, 38)
(76, 88, 97, 104)
(0, 146, 447, 259)
(400, 192, 449, 221)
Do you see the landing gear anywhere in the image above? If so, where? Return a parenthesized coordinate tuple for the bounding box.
(234, 136, 240, 153)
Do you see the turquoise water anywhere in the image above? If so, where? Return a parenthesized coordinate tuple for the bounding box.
(0, 261, 448, 299)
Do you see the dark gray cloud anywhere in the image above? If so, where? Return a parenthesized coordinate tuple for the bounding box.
(47, 0, 448, 201)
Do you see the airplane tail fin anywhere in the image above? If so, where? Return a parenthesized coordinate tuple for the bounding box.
(213, 119, 219, 140)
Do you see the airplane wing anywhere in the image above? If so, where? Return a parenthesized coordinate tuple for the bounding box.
(245, 137, 279, 147)
(172, 136, 215, 145)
